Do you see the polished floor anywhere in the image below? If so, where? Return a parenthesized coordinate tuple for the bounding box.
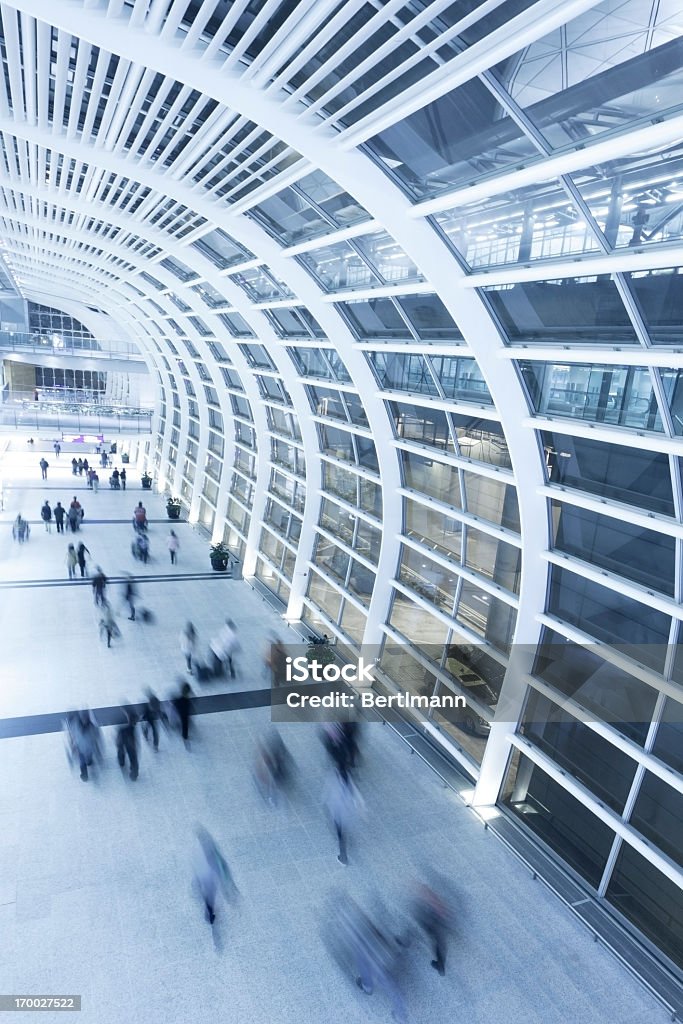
(0, 437, 664, 1023)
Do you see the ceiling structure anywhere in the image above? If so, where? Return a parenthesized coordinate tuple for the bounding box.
(1, 0, 683, 976)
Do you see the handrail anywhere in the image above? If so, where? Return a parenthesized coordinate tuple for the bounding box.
(0, 330, 145, 361)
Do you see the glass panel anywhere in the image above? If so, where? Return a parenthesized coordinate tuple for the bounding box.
(354, 519, 382, 564)
(354, 231, 423, 286)
(629, 268, 683, 346)
(457, 582, 516, 654)
(314, 535, 350, 584)
(367, 76, 536, 199)
(397, 295, 463, 341)
(496, 18, 683, 151)
(575, 150, 683, 251)
(399, 544, 457, 614)
(218, 312, 254, 337)
(321, 425, 355, 463)
(523, 691, 637, 813)
(390, 402, 455, 452)
(522, 362, 662, 431)
(435, 178, 600, 269)
(452, 415, 511, 469)
(631, 772, 683, 870)
(431, 356, 492, 404)
(369, 352, 438, 395)
(463, 472, 520, 532)
(192, 228, 250, 269)
(651, 697, 683, 775)
(360, 476, 382, 518)
(551, 501, 675, 595)
(339, 600, 367, 645)
(400, 450, 461, 506)
(300, 240, 376, 292)
(548, 567, 671, 671)
(465, 527, 521, 594)
(540, 430, 675, 516)
(347, 559, 375, 606)
(404, 496, 462, 560)
(339, 298, 411, 340)
(504, 755, 615, 888)
(388, 589, 450, 653)
(191, 282, 227, 309)
(323, 462, 358, 504)
(356, 435, 379, 473)
(484, 279, 638, 346)
(307, 570, 342, 624)
(607, 845, 683, 970)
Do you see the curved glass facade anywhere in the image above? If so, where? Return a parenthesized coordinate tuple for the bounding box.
(0, 0, 682, 979)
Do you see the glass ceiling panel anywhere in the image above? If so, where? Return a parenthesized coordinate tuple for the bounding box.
(573, 147, 683, 250)
(435, 179, 601, 268)
(494, 7, 683, 150)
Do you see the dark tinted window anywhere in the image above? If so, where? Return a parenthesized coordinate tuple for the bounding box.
(548, 568, 670, 671)
(551, 502, 674, 596)
(483, 279, 637, 345)
(540, 431, 675, 516)
(631, 773, 683, 870)
(523, 692, 637, 813)
(533, 630, 657, 745)
(504, 755, 614, 888)
(607, 845, 683, 970)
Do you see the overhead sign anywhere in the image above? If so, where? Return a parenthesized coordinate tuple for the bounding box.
(67, 434, 105, 443)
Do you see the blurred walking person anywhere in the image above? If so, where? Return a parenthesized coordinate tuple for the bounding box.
(324, 765, 364, 866)
(68, 497, 82, 533)
(92, 566, 107, 605)
(141, 689, 164, 751)
(41, 500, 53, 533)
(120, 467, 126, 490)
(39, 457, 49, 480)
(180, 622, 197, 674)
(99, 598, 119, 648)
(54, 501, 65, 533)
(122, 574, 137, 620)
(411, 881, 454, 977)
(168, 530, 179, 565)
(193, 827, 237, 926)
(64, 710, 102, 782)
(66, 544, 78, 580)
(116, 707, 139, 780)
(12, 515, 29, 543)
(76, 541, 90, 578)
(92, 471, 99, 493)
(173, 681, 194, 747)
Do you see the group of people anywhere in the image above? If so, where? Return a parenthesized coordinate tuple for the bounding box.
(63, 683, 195, 783)
(177, 618, 239, 681)
(39, 496, 84, 534)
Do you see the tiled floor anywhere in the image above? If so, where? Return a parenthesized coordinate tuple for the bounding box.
(0, 437, 666, 1023)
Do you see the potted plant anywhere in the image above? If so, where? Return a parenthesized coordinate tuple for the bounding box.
(166, 497, 182, 520)
(306, 633, 336, 672)
(210, 541, 231, 572)
(141, 472, 152, 490)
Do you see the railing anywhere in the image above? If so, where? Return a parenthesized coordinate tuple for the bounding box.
(0, 398, 153, 434)
(0, 330, 146, 362)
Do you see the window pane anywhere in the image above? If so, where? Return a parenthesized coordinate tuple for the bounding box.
(504, 755, 615, 888)
(551, 501, 674, 596)
(540, 430, 675, 516)
(522, 362, 662, 431)
(607, 845, 683, 971)
(390, 402, 454, 452)
(485, 279, 638, 346)
(463, 472, 520, 532)
(523, 691, 637, 813)
(631, 773, 683, 870)
(534, 629, 658, 745)
(548, 568, 670, 671)
(401, 450, 461, 506)
(404, 497, 462, 560)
